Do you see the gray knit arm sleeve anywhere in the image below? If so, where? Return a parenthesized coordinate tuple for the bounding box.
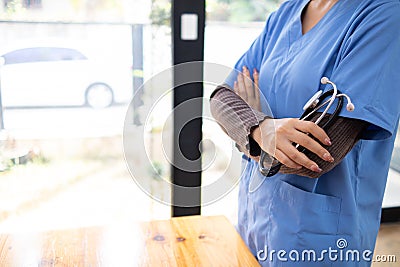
(210, 85, 269, 156)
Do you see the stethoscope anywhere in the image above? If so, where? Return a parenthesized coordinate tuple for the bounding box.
(258, 77, 355, 177)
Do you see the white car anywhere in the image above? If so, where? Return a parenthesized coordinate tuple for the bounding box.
(0, 47, 132, 108)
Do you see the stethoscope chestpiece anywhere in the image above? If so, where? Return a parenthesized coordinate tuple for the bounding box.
(303, 90, 323, 111)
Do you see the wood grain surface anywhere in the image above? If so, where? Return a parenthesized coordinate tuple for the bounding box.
(0, 215, 260, 267)
(372, 222, 400, 266)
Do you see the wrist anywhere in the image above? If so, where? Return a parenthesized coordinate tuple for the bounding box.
(251, 125, 262, 145)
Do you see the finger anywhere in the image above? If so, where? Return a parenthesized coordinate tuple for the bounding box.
(236, 71, 247, 101)
(295, 120, 332, 146)
(289, 130, 334, 163)
(274, 149, 302, 170)
(253, 69, 261, 111)
(253, 68, 259, 88)
(234, 81, 239, 94)
(242, 66, 255, 98)
(278, 140, 322, 172)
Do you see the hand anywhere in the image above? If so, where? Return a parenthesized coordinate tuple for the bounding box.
(251, 118, 334, 173)
(234, 66, 261, 111)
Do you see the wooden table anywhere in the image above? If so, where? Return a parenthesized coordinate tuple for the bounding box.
(0, 215, 260, 266)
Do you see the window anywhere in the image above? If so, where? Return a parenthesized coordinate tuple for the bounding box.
(0, 2, 172, 233)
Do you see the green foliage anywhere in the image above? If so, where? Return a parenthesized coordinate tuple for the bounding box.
(3, 0, 280, 24)
(149, 0, 281, 26)
(3, 0, 25, 15)
(150, 0, 171, 26)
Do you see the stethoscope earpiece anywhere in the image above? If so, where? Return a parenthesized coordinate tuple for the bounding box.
(337, 93, 355, 112)
(320, 77, 330, 84)
(346, 102, 355, 111)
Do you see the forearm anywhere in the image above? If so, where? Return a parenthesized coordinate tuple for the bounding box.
(210, 85, 268, 156)
(279, 113, 369, 178)
(250, 111, 368, 178)
(210, 85, 369, 179)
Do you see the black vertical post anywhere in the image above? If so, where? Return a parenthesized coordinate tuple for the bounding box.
(171, 0, 205, 217)
(131, 24, 144, 125)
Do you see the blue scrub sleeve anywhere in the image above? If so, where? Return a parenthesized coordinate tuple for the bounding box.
(330, 2, 400, 140)
(224, 12, 276, 88)
(219, 12, 276, 155)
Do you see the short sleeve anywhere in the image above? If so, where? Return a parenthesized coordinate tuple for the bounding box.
(330, 2, 400, 140)
(224, 12, 276, 88)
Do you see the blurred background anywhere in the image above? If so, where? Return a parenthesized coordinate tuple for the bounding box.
(0, 0, 398, 234)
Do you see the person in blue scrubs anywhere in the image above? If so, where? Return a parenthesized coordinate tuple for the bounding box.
(220, 0, 400, 266)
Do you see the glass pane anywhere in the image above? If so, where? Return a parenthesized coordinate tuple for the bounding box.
(201, 0, 281, 224)
(0, 0, 172, 233)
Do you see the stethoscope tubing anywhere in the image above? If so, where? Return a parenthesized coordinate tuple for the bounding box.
(259, 88, 344, 177)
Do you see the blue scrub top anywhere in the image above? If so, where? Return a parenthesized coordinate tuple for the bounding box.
(225, 0, 400, 266)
